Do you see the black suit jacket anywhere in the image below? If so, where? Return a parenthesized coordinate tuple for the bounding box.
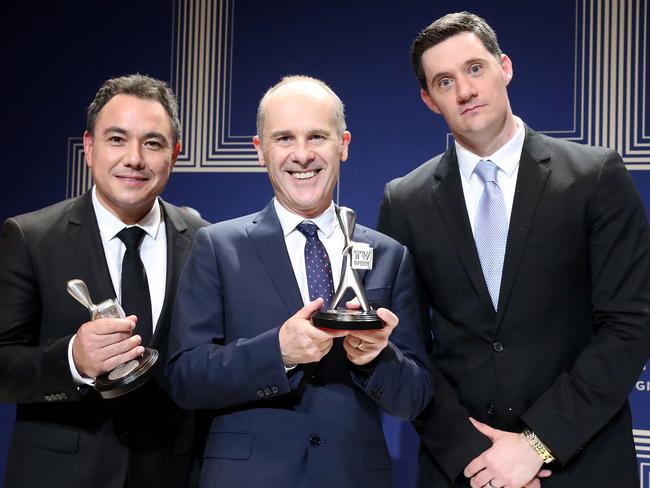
(378, 127, 650, 487)
(0, 192, 208, 488)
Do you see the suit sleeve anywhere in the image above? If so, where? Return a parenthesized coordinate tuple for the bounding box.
(378, 183, 491, 483)
(521, 150, 650, 464)
(165, 227, 296, 410)
(351, 245, 434, 420)
(0, 218, 79, 403)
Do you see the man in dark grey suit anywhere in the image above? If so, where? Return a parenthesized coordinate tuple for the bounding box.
(0, 74, 207, 488)
(378, 11, 650, 488)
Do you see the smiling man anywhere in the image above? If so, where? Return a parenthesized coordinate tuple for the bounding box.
(165, 75, 432, 488)
(377, 11, 650, 488)
(0, 74, 208, 488)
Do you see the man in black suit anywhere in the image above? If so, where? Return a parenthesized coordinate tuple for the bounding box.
(0, 74, 208, 488)
(378, 11, 650, 488)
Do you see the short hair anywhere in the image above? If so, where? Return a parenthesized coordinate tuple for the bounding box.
(86, 74, 181, 146)
(411, 11, 503, 90)
(256, 75, 346, 139)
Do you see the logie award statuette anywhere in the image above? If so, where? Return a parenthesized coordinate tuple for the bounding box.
(67, 279, 158, 399)
(312, 207, 384, 330)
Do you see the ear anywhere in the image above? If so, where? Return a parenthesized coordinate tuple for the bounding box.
(420, 88, 441, 114)
(170, 141, 181, 171)
(340, 131, 352, 162)
(252, 135, 266, 167)
(83, 130, 94, 168)
(500, 54, 514, 87)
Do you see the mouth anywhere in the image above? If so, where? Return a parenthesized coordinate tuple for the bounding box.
(288, 169, 322, 180)
(116, 174, 149, 184)
(461, 104, 486, 116)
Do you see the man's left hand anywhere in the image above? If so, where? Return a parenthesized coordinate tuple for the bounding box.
(464, 418, 550, 488)
(343, 307, 397, 366)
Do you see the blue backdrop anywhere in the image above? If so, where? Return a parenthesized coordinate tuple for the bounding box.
(2, 1, 649, 486)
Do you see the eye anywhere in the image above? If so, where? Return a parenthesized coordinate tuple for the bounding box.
(438, 78, 452, 89)
(469, 64, 482, 75)
(108, 136, 125, 145)
(309, 134, 325, 142)
(145, 140, 163, 150)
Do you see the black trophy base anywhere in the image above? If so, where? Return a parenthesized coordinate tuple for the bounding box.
(312, 308, 384, 330)
(95, 348, 159, 399)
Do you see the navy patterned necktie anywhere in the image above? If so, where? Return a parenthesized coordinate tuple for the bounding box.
(296, 221, 335, 308)
(474, 160, 508, 311)
(116, 227, 153, 345)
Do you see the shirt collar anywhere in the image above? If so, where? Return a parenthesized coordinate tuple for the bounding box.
(456, 115, 526, 181)
(273, 198, 337, 238)
(91, 186, 162, 241)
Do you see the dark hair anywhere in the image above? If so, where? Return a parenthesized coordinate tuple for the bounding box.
(86, 74, 181, 145)
(411, 11, 502, 90)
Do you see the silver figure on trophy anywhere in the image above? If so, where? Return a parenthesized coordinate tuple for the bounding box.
(311, 207, 384, 330)
(67, 279, 158, 398)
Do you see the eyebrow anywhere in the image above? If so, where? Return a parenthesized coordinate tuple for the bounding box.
(102, 127, 169, 143)
(429, 57, 489, 84)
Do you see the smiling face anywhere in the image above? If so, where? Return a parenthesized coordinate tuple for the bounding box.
(419, 32, 516, 156)
(83, 94, 178, 224)
(253, 81, 351, 218)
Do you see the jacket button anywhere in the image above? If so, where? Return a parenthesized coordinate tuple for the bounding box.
(492, 341, 504, 352)
(487, 404, 497, 416)
(309, 435, 322, 447)
(371, 386, 383, 399)
(256, 390, 264, 398)
(263, 387, 272, 397)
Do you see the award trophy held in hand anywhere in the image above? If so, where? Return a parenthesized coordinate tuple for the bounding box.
(67, 279, 158, 399)
(312, 207, 384, 330)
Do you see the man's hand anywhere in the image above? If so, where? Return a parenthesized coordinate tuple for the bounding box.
(72, 315, 144, 378)
(279, 298, 347, 365)
(343, 307, 398, 366)
(465, 418, 552, 488)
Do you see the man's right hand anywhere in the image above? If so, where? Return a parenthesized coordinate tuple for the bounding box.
(72, 315, 144, 378)
(278, 298, 347, 366)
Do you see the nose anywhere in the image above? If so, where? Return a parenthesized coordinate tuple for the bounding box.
(290, 140, 315, 166)
(123, 141, 145, 169)
(456, 76, 477, 103)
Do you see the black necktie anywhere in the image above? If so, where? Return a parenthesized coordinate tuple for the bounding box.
(116, 227, 153, 346)
(296, 221, 335, 308)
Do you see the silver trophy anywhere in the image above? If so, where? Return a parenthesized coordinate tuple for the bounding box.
(67, 279, 158, 399)
(311, 207, 384, 330)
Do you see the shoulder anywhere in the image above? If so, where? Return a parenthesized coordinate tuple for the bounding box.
(384, 152, 447, 201)
(5, 196, 84, 236)
(356, 224, 405, 254)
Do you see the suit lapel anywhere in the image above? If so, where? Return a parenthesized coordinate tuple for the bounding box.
(247, 201, 303, 316)
(432, 147, 495, 314)
(153, 200, 193, 347)
(67, 192, 116, 303)
(496, 128, 551, 326)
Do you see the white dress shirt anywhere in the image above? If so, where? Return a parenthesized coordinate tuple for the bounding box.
(273, 199, 344, 306)
(456, 116, 526, 233)
(68, 187, 167, 383)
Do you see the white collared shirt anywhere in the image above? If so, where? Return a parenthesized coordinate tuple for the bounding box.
(273, 199, 345, 306)
(68, 187, 167, 383)
(456, 116, 526, 233)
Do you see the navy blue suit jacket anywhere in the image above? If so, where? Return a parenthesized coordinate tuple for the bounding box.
(166, 201, 432, 488)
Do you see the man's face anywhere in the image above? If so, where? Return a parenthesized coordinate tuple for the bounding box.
(83, 94, 178, 224)
(419, 32, 513, 151)
(253, 82, 351, 218)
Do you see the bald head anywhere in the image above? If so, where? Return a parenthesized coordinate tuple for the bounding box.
(256, 75, 346, 140)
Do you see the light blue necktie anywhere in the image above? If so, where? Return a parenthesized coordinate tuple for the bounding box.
(474, 160, 508, 311)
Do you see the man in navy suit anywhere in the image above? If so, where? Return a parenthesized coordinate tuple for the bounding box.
(166, 75, 433, 488)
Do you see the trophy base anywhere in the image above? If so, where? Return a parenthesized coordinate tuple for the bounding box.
(95, 348, 159, 399)
(312, 309, 384, 330)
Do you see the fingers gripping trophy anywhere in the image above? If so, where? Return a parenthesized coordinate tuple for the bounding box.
(67, 279, 158, 398)
(312, 207, 384, 330)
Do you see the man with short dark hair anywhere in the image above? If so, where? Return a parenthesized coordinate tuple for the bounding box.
(166, 75, 432, 488)
(0, 74, 208, 488)
(378, 11, 650, 488)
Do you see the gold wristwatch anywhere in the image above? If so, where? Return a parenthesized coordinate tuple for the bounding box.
(521, 428, 555, 464)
